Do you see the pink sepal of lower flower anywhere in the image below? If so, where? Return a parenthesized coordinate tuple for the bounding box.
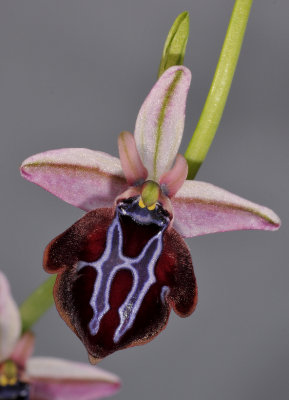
(0, 271, 121, 400)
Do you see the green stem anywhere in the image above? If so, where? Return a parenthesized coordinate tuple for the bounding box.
(20, 275, 56, 333)
(185, 0, 253, 179)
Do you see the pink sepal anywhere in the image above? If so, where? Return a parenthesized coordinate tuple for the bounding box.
(172, 180, 281, 237)
(27, 357, 121, 400)
(160, 154, 188, 197)
(0, 271, 21, 363)
(20, 148, 128, 211)
(134, 66, 191, 181)
(118, 131, 148, 185)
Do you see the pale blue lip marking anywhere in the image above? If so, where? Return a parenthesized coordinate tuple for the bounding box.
(77, 198, 170, 343)
(160, 285, 170, 304)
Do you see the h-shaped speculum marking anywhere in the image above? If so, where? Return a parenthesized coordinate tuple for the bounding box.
(77, 210, 169, 343)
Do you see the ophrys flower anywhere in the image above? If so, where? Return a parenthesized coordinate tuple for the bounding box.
(20, 66, 280, 362)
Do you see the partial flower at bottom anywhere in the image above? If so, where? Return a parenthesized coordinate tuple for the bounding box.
(0, 271, 121, 400)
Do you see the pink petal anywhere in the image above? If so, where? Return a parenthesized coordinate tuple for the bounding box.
(118, 131, 148, 185)
(134, 66, 191, 182)
(172, 180, 281, 237)
(10, 332, 35, 368)
(160, 154, 188, 197)
(20, 148, 128, 211)
(0, 271, 21, 362)
(27, 357, 121, 400)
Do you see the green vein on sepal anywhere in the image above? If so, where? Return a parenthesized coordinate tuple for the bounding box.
(20, 275, 56, 333)
(154, 70, 183, 180)
(158, 11, 189, 78)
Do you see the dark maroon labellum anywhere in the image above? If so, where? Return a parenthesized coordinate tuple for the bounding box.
(44, 196, 198, 360)
(78, 197, 171, 343)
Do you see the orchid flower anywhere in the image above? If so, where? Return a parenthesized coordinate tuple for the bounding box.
(20, 65, 280, 363)
(0, 271, 121, 400)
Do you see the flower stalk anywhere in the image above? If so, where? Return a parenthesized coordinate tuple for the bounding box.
(185, 0, 253, 179)
(20, 276, 56, 333)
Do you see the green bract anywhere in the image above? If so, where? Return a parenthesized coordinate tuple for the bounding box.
(158, 11, 189, 77)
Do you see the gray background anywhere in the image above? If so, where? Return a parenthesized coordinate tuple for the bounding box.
(0, 1, 288, 399)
